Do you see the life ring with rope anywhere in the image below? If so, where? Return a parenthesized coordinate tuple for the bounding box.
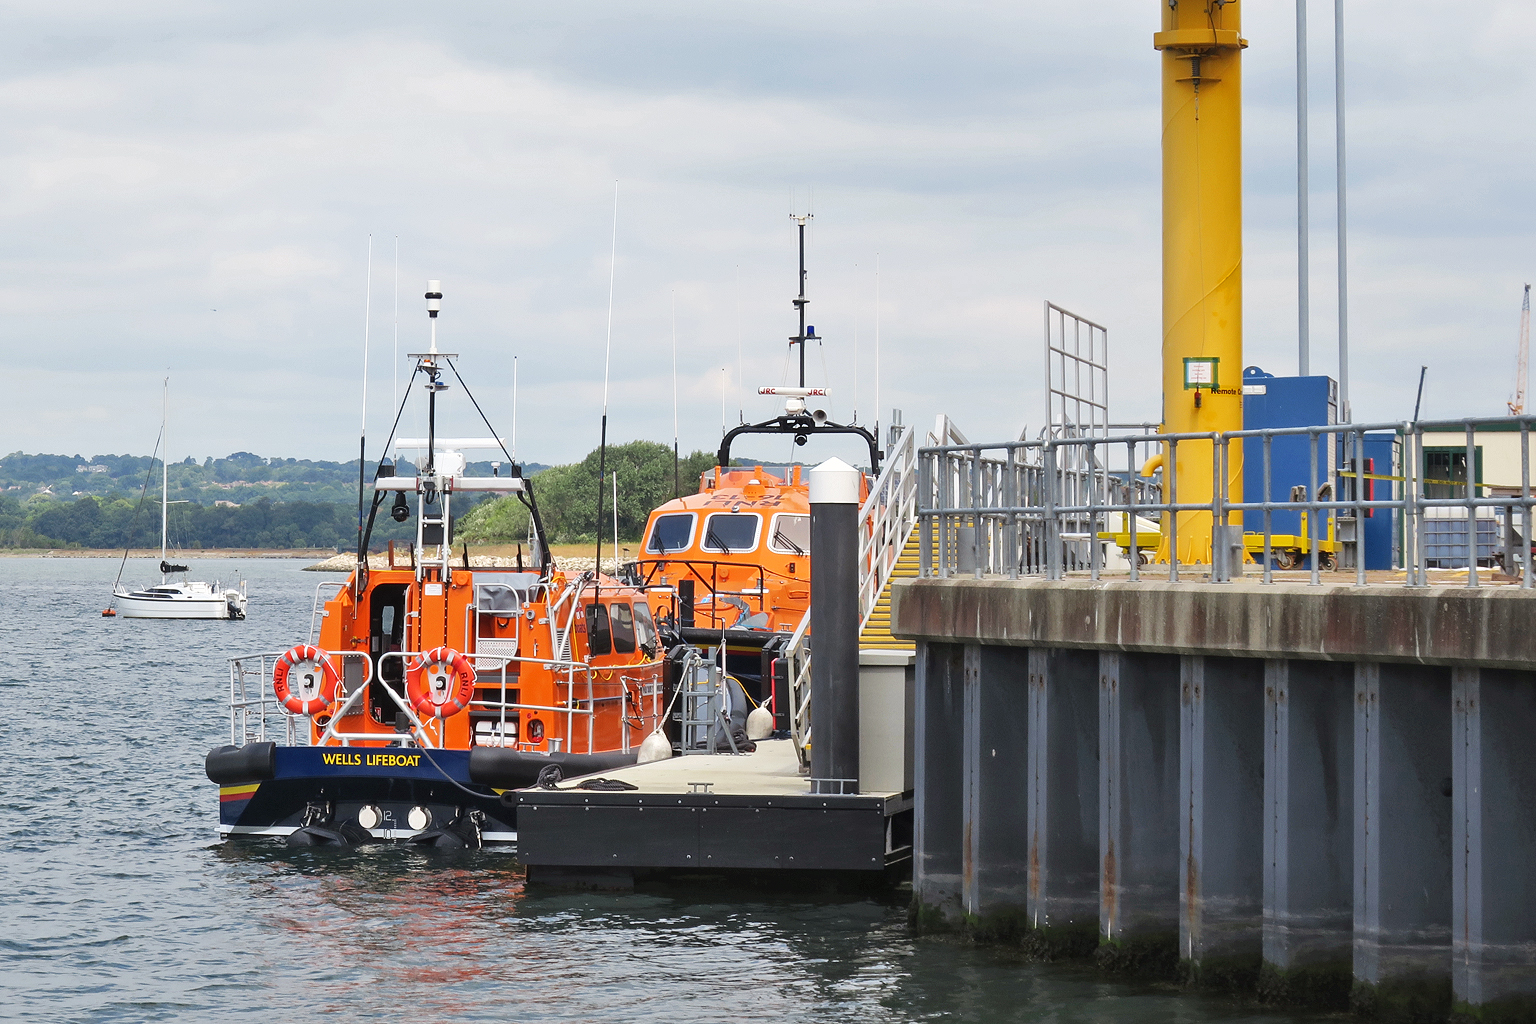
(406, 646, 477, 719)
(272, 644, 341, 716)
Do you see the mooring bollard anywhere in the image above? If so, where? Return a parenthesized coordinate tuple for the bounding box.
(810, 457, 861, 794)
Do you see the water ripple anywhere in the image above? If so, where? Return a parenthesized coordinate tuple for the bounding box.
(1, 559, 1331, 1024)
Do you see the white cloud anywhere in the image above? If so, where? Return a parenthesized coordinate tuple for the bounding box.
(0, 1, 1530, 467)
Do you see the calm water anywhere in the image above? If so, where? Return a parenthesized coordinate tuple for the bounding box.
(1, 558, 1328, 1023)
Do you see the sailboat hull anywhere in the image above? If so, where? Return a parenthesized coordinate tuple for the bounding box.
(115, 586, 246, 620)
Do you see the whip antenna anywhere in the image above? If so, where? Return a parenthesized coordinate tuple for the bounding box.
(355, 235, 373, 584)
(595, 181, 618, 575)
(672, 289, 680, 498)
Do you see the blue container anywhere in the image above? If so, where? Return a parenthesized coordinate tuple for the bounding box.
(1241, 366, 1339, 541)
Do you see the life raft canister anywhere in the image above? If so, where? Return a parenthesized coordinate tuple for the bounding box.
(272, 644, 341, 716)
(406, 646, 476, 719)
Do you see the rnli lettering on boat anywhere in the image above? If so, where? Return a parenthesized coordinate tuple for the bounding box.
(321, 752, 423, 768)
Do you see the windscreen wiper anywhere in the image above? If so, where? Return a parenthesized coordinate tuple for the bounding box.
(773, 528, 805, 556)
(706, 527, 733, 554)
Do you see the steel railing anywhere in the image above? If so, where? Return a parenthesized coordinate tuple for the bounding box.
(917, 416, 1536, 590)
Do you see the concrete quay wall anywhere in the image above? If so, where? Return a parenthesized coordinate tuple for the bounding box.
(892, 576, 1536, 1021)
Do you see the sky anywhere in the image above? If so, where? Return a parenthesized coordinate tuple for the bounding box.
(2, 1, 1533, 467)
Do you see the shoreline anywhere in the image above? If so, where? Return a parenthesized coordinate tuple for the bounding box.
(0, 548, 335, 559)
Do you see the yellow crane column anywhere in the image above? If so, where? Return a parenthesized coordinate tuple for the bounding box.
(1154, 1, 1247, 566)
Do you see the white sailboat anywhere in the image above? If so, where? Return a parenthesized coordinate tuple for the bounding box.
(112, 380, 249, 621)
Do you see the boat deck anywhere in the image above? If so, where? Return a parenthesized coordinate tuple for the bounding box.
(512, 740, 912, 884)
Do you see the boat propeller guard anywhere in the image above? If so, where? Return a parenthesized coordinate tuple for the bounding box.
(271, 645, 340, 716)
(406, 647, 476, 719)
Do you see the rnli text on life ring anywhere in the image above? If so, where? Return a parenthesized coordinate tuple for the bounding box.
(272, 644, 341, 716)
(406, 646, 476, 719)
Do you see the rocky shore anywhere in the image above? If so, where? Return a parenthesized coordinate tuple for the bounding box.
(304, 552, 631, 574)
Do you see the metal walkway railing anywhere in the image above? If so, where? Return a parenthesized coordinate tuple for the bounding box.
(783, 417, 934, 767)
(917, 416, 1536, 590)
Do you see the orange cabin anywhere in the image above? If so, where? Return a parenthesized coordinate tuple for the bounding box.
(311, 562, 666, 756)
(634, 464, 868, 635)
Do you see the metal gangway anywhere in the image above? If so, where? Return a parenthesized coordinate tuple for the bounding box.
(781, 414, 929, 769)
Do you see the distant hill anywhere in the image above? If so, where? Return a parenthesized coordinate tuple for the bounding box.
(0, 451, 547, 551)
(0, 451, 547, 506)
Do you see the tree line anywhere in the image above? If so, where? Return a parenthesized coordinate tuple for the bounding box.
(1, 439, 730, 550)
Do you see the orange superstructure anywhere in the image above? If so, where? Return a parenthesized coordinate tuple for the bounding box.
(636, 464, 869, 635)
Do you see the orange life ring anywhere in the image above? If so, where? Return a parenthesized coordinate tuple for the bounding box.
(272, 644, 340, 716)
(406, 646, 476, 719)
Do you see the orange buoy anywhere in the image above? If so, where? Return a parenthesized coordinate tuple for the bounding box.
(102, 608, 117, 617)
(406, 647, 476, 719)
(272, 644, 341, 716)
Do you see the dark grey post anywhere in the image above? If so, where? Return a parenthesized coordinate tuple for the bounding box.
(913, 641, 965, 927)
(1262, 659, 1354, 1003)
(1452, 666, 1536, 1011)
(810, 457, 861, 792)
(1099, 651, 1182, 963)
(1179, 655, 1265, 979)
(1353, 662, 1452, 1016)
(1027, 647, 1100, 948)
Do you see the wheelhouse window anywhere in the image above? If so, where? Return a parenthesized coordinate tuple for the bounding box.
(645, 513, 696, 554)
(585, 603, 612, 656)
(633, 602, 657, 652)
(611, 603, 636, 653)
(767, 514, 810, 555)
(701, 513, 761, 553)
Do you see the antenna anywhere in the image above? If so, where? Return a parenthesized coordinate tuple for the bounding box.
(161, 377, 169, 571)
(1414, 365, 1428, 422)
(356, 236, 373, 579)
(392, 236, 400, 414)
(736, 263, 744, 424)
(672, 288, 680, 499)
(595, 181, 618, 575)
(789, 212, 813, 388)
(875, 252, 882, 450)
(720, 367, 727, 438)
(853, 264, 859, 425)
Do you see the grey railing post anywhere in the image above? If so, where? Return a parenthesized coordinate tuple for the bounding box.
(1309, 429, 1321, 586)
(1355, 426, 1367, 586)
(1168, 439, 1180, 583)
(1466, 422, 1479, 588)
(1262, 432, 1274, 584)
(1523, 422, 1532, 590)
(1127, 438, 1141, 582)
(1006, 445, 1019, 580)
(1414, 423, 1428, 587)
(1089, 441, 1102, 581)
(919, 451, 933, 579)
(1045, 442, 1061, 581)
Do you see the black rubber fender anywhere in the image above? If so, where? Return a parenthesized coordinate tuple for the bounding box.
(205, 742, 277, 785)
(468, 747, 639, 790)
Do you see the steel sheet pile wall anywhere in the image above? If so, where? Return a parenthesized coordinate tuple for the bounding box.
(897, 577, 1536, 1021)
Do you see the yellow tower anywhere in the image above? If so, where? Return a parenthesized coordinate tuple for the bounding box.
(1154, 1, 1246, 566)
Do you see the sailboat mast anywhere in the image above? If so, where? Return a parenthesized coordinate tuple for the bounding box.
(161, 377, 168, 570)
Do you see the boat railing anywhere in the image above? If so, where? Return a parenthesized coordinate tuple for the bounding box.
(225, 649, 372, 748)
(634, 557, 775, 628)
(308, 581, 348, 645)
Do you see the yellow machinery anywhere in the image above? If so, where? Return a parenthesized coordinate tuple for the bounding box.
(1154, 1, 1248, 565)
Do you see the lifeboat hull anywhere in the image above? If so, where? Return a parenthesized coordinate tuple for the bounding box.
(210, 745, 515, 846)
